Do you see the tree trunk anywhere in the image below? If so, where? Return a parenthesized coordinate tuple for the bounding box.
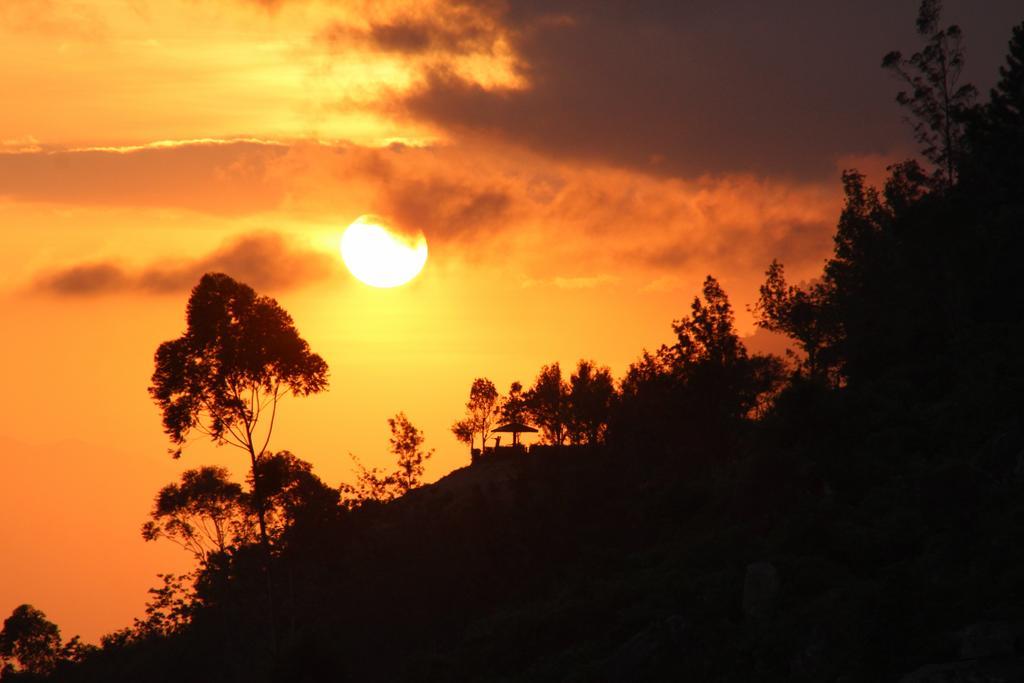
(247, 446, 277, 655)
(248, 447, 271, 550)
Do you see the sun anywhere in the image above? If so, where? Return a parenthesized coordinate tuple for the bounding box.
(340, 215, 428, 288)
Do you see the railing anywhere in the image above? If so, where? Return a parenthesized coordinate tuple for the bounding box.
(470, 443, 594, 464)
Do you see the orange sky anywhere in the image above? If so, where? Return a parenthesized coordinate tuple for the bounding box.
(1, 0, 1018, 644)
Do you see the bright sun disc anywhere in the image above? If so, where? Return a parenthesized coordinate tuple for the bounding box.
(340, 216, 428, 288)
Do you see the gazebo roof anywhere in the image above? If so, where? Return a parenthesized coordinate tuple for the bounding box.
(492, 421, 538, 434)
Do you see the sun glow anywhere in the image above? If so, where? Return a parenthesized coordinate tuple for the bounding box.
(340, 215, 428, 288)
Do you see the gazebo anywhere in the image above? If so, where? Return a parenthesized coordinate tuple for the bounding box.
(491, 421, 538, 447)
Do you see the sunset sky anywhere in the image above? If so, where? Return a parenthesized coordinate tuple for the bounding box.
(1, 0, 1019, 644)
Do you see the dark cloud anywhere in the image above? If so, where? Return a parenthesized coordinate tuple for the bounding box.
(639, 218, 834, 273)
(380, 176, 513, 243)
(34, 232, 338, 296)
(38, 263, 130, 295)
(321, 16, 492, 55)
(396, 0, 1023, 178)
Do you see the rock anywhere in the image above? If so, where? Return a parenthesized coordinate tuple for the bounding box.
(743, 561, 780, 621)
(959, 621, 1015, 659)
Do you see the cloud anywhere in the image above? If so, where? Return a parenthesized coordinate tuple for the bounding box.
(0, 136, 42, 154)
(381, 176, 513, 243)
(5, 137, 844, 298)
(34, 232, 338, 296)
(323, 13, 495, 56)
(37, 263, 130, 295)
(639, 218, 833, 274)
(0, 140, 289, 214)
(390, 0, 1022, 179)
(523, 274, 618, 289)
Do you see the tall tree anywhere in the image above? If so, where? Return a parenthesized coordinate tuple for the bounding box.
(526, 363, 570, 445)
(965, 22, 1024, 200)
(149, 272, 328, 552)
(882, 0, 977, 186)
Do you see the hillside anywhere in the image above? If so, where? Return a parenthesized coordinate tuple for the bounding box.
(4, 11, 1024, 683)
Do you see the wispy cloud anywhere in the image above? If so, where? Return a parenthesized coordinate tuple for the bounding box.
(522, 275, 619, 289)
(0, 139, 289, 214)
(65, 137, 288, 154)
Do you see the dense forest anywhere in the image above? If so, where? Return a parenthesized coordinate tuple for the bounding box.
(3, 6, 1024, 681)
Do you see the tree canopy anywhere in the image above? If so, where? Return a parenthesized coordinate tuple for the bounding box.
(149, 272, 328, 549)
(149, 272, 328, 458)
(0, 605, 62, 677)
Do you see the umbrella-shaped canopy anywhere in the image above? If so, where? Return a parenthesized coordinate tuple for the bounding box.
(491, 421, 538, 446)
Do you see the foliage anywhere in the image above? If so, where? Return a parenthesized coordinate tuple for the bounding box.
(16, 13, 1024, 683)
(149, 272, 328, 455)
(666, 275, 745, 370)
(525, 363, 570, 445)
(342, 414, 432, 507)
(141, 466, 251, 562)
(753, 260, 838, 381)
(388, 412, 433, 495)
(450, 418, 475, 455)
(0, 605, 63, 677)
(149, 272, 328, 548)
(881, 0, 976, 186)
(340, 455, 396, 506)
(498, 381, 528, 425)
(132, 574, 195, 639)
(565, 360, 616, 445)
(450, 378, 501, 452)
(251, 451, 340, 541)
(665, 276, 785, 422)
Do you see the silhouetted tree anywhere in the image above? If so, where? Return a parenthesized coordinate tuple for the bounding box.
(659, 276, 784, 435)
(454, 378, 501, 452)
(0, 605, 62, 677)
(964, 22, 1024, 201)
(451, 418, 475, 458)
(148, 272, 328, 552)
(342, 415, 432, 506)
(667, 276, 744, 371)
(753, 260, 838, 381)
(387, 412, 433, 494)
(526, 363, 570, 445)
(882, 0, 976, 186)
(566, 360, 616, 445)
(131, 574, 195, 639)
(142, 466, 251, 562)
(499, 381, 529, 425)
(815, 168, 949, 386)
(340, 454, 396, 507)
(986, 22, 1024, 128)
(251, 451, 340, 540)
(58, 636, 95, 666)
